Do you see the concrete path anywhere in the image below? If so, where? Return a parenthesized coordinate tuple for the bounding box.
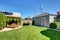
(43, 27, 60, 32)
(48, 28, 60, 32)
(0, 26, 22, 32)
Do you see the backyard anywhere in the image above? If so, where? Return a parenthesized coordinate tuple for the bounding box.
(0, 25, 60, 40)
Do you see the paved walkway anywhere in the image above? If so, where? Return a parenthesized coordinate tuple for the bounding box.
(0, 26, 22, 32)
(48, 28, 60, 32)
(42, 27, 60, 32)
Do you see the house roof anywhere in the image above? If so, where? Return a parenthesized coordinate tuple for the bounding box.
(6, 12, 21, 17)
(0, 11, 21, 17)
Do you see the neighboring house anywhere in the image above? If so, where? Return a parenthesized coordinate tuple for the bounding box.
(0, 11, 21, 17)
(22, 19, 32, 25)
(56, 12, 60, 22)
(0, 11, 21, 21)
(32, 12, 56, 27)
(0, 11, 21, 28)
(22, 17, 32, 25)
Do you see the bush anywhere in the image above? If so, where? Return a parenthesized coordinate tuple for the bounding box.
(17, 18, 21, 23)
(23, 22, 30, 26)
(49, 22, 57, 29)
(0, 13, 7, 29)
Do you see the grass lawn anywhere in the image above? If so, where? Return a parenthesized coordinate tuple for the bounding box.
(0, 25, 60, 40)
(54, 22, 60, 29)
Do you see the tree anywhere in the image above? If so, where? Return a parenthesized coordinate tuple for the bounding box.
(24, 17, 32, 20)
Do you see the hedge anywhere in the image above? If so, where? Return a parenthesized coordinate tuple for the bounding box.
(0, 13, 7, 29)
(49, 22, 57, 29)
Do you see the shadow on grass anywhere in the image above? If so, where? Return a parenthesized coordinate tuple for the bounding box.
(40, 29, 60, 40)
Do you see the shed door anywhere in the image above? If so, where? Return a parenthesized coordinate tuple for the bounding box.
(41, 19, 46, 27)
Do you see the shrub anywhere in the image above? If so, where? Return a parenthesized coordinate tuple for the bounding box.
(49, 22, 57, 29)
(0, 13, 7, 29)
(16, 18, 21, 24)
(23, 22, 30, 26)
(16, 18, 21, 23)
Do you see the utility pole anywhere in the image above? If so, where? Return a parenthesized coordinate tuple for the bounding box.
(40, 5, 43, 13)
(35, 10, 36, 17)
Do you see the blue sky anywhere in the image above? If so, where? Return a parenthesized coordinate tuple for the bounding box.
(0, 0, 60, 18)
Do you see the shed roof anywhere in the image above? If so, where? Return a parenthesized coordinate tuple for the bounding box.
(33, 12, 56, 18)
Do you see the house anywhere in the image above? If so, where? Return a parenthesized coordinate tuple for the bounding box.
(56, 12, 60, 22)
(32, 12, 56, 27)
(0, 11, 21, 28)
(22, 19, 32, 25)
(22, 17, 32, 25)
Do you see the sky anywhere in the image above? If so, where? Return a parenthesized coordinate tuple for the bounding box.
(0, 0, 60, 18)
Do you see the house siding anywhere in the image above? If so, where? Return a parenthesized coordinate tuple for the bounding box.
(49, 15, 55, 23)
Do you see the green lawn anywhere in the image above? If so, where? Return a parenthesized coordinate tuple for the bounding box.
(54, 22, 60, 29)
(0, 25, 60, 40)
